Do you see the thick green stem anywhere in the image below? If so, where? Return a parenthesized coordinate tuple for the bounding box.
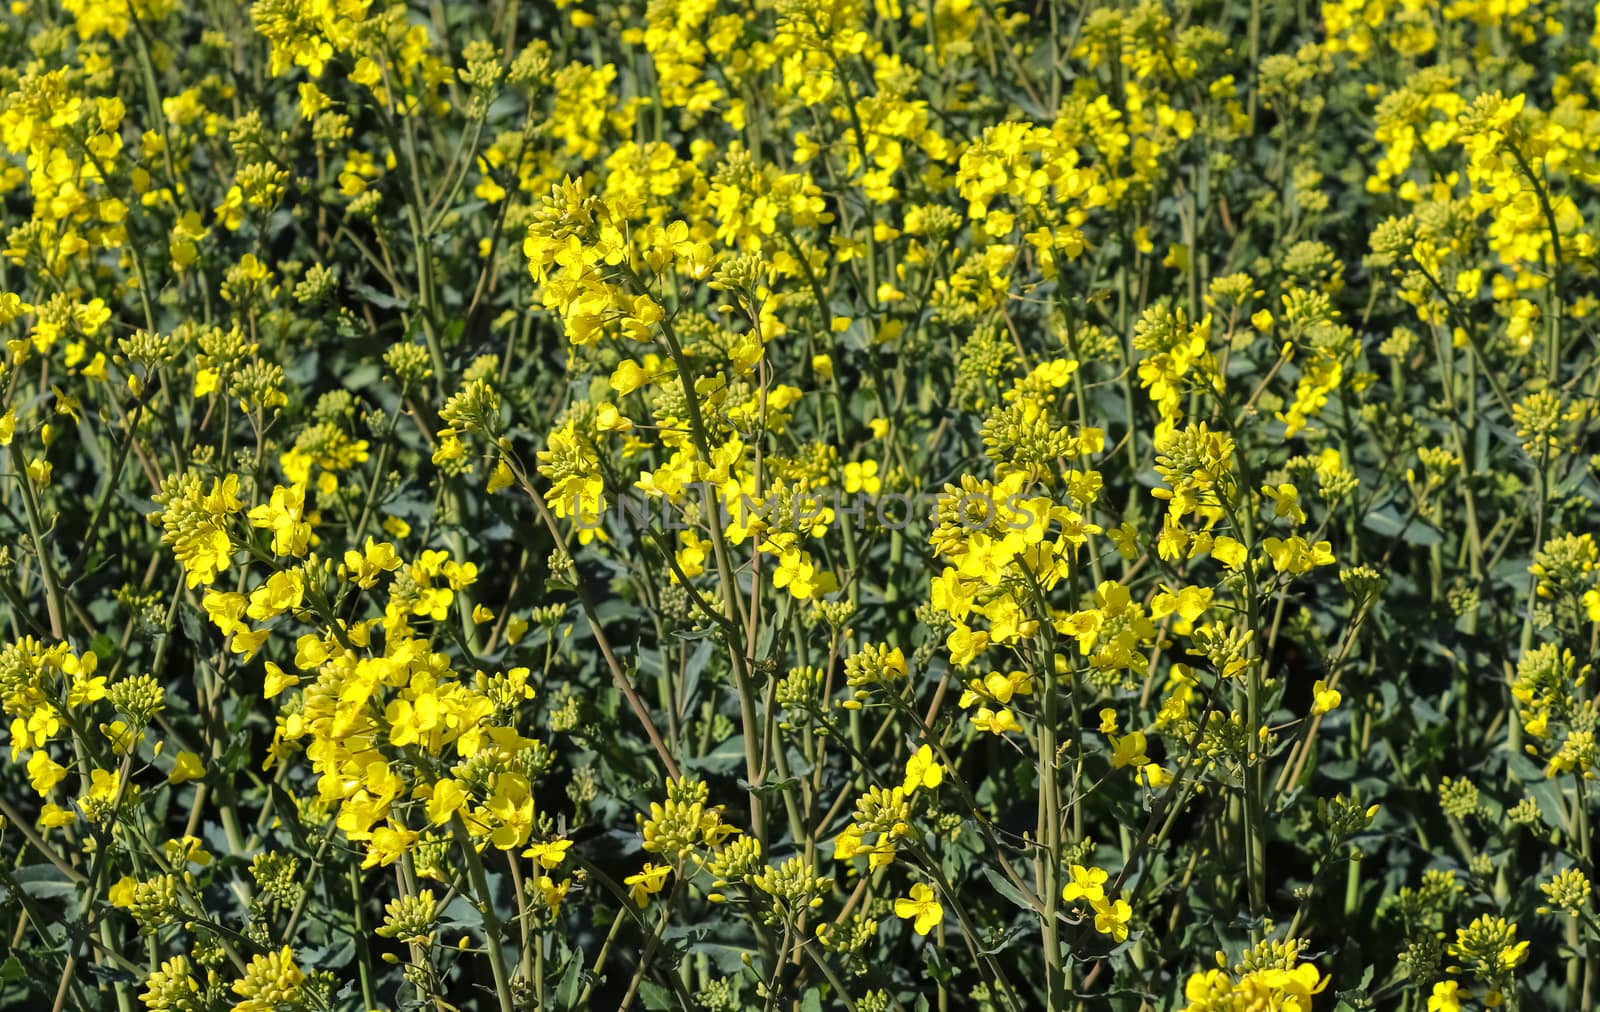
(450, 817, 518, 1012)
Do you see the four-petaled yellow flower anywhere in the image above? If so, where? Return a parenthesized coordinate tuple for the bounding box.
(1428, 980, 1465, 1012)
(523, 839, 573, 870)
(625, 863, 672, 907)
(1062, 864, 1109, 904)
(894, 882, 944, 936)
(1091, 896, 1132, 943)
(902, 744, 944, 793)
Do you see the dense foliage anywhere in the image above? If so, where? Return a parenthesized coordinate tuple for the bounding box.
(2, 0, 1599, 1010)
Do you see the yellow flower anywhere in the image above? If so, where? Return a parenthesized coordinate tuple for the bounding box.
(1110, 731, 1149, 769)
(1211, 536, 1248, 570)
(1062, 865, 1108, 904)
(83, 768, 121, 822)
(426, 779, 469, 827)
(1091, 896, 1132, 943)
(535, 875, 570, 911)
(39, 804, 75, 829)
(247, 483, 312, 558)
(1137, 764, 1173, 789)
(262, 662, 299, 699)
(1311, 680, 1341, 716)
(506, 614, 530, 645)
(832, 826, 864, 862)
(1262, 536, 1335, 574)
(972, 706, 1020, 735)
(625, 862, 671, 907)
(1428, 980, 1465, 1012)
(363, 823, 420, 869)
(894, 882, 943, 935)
(487, 458, 515, 493)
(26, 750, 67, 794)
(844, 459, 881, 495)
(109, 876, 137, 908)
(523, 839, 573, 870)
(101, 720, 137, 754)
(342, 537, 402, 589)
(901, 745, 944, 794)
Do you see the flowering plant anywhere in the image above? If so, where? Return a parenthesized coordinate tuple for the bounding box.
(0, 1, 1598, 1010)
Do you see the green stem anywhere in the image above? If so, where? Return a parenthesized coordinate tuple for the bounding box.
(449, 817, 518, 1012)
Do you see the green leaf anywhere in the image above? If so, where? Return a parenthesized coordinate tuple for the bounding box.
(344, 364, 381, 389)
(9, 864, 76, 903)
(684, 734, 746, 774)
(1361, 505, 1441, 546)
(349, 280, 410, 311)
(555, 953, 583, 1008)
(638, 979, 675, 1010)
(980, 867, 1037, 915)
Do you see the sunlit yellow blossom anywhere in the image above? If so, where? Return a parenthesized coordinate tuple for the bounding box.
(894, 882, 943, 935)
